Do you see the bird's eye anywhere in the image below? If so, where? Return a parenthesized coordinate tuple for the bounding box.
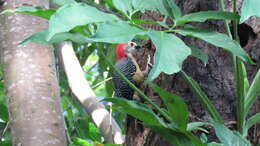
(130, 42, 134, 47)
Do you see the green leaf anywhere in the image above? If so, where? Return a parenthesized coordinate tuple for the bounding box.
(181, 71, 222, 123)
(47, 3, 119, 40)
(151, 84, 188, 131)
(131, 19, 163, 27)
(0, 104, 8, 122)
(52, 0, 76, 6)
(103, 98, 167, 127)
(71, 137, 92, 146)
(0, 140, 12, 146)
(174, 28, 253, 64)
(211, 120, 251, 146)
(207, 142, 223, 146)
(235, 59, 249, 135)
(175, 11, 239, 26)
(187, 122, 211, 133)
(190, 46, 209, 65)
(112, 0, 133, 16)
(132, 0, 168, 16)
(21, 30, 87, 45)
(151, 126, 205, 146)
(240, 0, 260, 23)
(162, 0, 182, 20)
(245, 113, 260, 136)
(147, 31, 191, 81)
(245, 69, 260, 113)
(88, 21, 145, 43)
(0, 6, 55, 19)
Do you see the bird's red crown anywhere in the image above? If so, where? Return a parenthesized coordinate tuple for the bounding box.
(116, 43, 127, 61)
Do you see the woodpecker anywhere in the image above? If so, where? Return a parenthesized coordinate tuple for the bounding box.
(112, 42, 149, 100)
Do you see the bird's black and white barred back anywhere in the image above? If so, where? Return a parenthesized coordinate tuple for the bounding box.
(113, 58, 137, 100)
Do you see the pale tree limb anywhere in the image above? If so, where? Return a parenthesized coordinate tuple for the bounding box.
(56, 41, 125, 144)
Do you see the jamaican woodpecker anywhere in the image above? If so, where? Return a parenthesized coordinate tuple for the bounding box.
(112, 42, 148, 100)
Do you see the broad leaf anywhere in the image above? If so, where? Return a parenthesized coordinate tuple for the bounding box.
(211, 120, 251, 146)
(47, 3, 119, 40)
(88, 21, 145, 43)
(52, 0, 76, 6)
(151, 84, 188, 131)
(175, 11, 239, 26)
(21, 30, 87, 45)
(240, 0, 260, 23)
(181, 71, 222, 123)
(174, 28, 253, 64)
(103, 98, 167, 127)
(245, 69, 260, 113)
(132, 0, 168, 16)
(112, 0, 133, 16)
(0, 6, 55, 19)
(147, 31, 191, 81)
(190, 46, 209, 65)
(162, 0, 182, 20)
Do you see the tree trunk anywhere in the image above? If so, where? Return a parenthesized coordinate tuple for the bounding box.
(1, 0, 67, 145)
(126, 0, 260, 145)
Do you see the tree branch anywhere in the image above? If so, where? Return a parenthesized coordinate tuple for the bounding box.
(56, 41, 125, 144)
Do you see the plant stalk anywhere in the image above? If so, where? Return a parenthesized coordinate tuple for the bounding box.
(220, 0, 245, 134)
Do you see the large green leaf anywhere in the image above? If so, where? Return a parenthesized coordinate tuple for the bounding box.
(151, 84, 188, 131)
(240, 0, 260, 23)
(190, 46, 209, 65)
(245, 69, 260, 113)
(147, 31, 191, 81)
(162, 0, 182, 20)
(211, 120, 251, 146)
(103, 98, 167, 127)
(181, 71, 222, 123)
(47, 3, 119, 40)
(132, 0, 168, 16)
(175, 11, 239, 26)
(0, 6, 55, 19)
(112, 0, 133, 16)
(52, 0, 76, 6)
(21, 30, 87, 45)
(174, 28, 253, 64)
(88, 21, 145, 43)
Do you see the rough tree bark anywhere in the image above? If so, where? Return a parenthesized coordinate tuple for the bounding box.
(126, 0, 260, 145)
(1, 0, 67, 145)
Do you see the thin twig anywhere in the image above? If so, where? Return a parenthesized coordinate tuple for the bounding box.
(0, 122, 9, 139)
(92, 77, 112, 89)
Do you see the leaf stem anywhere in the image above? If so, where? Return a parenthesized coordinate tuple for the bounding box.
(98, 49, 172, 122)
(218, 0, 233, 38)
(220, 0, 245, 134)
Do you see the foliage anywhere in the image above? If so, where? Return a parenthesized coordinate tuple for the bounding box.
(240, 0, 260, 23)
(0, 0, 259, 145)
